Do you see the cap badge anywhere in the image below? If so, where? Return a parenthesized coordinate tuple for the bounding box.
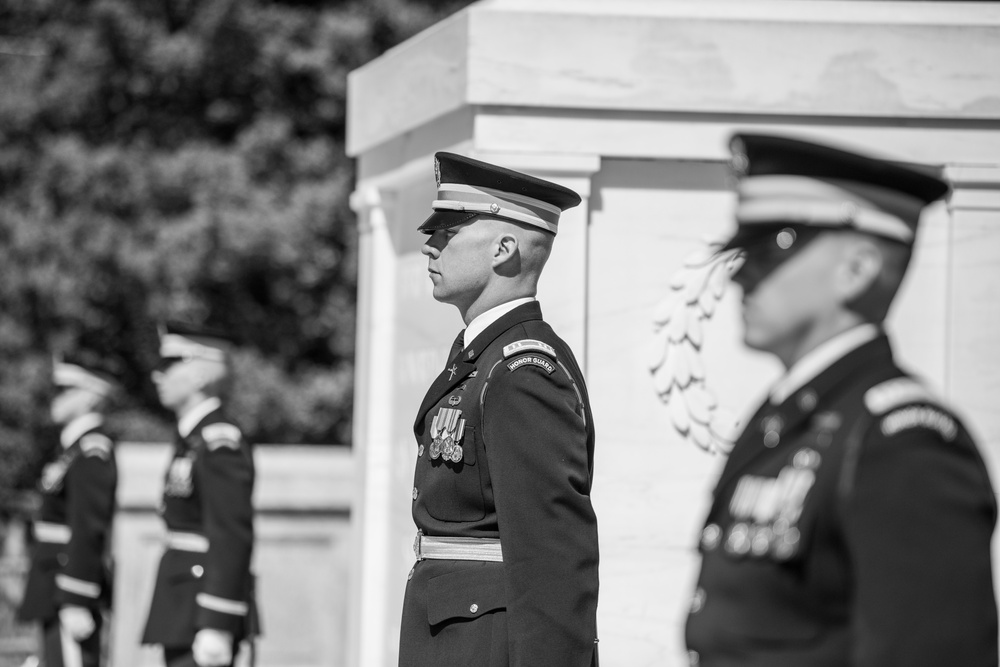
(489, 203, 500, 214)
(776, 228, 796, 250)
(839, 201, 859, 224)
(434, 156, 441, 186)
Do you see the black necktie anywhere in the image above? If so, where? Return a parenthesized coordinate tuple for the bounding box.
(447, 329, 466, 366)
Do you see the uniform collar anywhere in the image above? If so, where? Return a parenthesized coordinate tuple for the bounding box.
(177, 396, 221, 438)
(714, 333, 894, 498)
(463, 297, 536, 349)
(60, 412, 103, 449)
(414, 301, 544, 428)
(461, 300, 544, 363)
(769, 324, 880, 405)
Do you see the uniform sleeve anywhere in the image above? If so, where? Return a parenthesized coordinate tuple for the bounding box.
(195, 427, 255, 634)
(482, 357, 599, 667)
(56, 435, 116, 610)
(843, 410, 998, 667)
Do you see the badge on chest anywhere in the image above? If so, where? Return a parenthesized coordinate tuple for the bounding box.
(165, 455, 195, 497)
(429, 407, 466, 463)
(40, 459, 70, 493)
(724, 447, 822, 560)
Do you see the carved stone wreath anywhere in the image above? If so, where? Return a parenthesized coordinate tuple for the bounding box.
(649, 245, 743, 454)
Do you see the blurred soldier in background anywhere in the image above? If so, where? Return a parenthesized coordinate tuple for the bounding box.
(685, 133, 998, 666)
(141, 323, 257, 667)
(400, 153, 600, 666)
(18, 356, 119, 667)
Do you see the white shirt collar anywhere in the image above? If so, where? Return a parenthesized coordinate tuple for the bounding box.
(60, 413, 104, 449)
(769, 324, 880, 405)
(463, 297, 536, 349)
(177, 397, 222, 438)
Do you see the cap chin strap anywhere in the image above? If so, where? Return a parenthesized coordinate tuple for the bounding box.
(736, 175, 916, 243)
(159, 334, 228, 362)
(433, 182, 562, 234)
(432, 199, 559, 234)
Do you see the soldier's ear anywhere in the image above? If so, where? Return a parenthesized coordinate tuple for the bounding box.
(838, 236, 883, 304)
(492, 232, 520, 272)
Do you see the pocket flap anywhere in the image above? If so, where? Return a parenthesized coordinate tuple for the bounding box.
(426, 564, 506, 626)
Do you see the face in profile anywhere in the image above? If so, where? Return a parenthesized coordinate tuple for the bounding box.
(152, 357, 218, 411)
(421, 220, 495, 310)
(731, 233, 844, 355)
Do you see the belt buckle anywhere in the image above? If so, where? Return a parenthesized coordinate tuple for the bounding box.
(413, 530, 424, 561)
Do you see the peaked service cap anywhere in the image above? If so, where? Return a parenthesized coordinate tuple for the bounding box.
(158, 321, 236, 363)
(419, 152, 582, 235)
(722, 133, 950, 254)
(53, 353, 120, 397)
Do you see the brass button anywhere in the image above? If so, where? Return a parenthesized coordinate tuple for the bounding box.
(191, 565, 204, 578)
(469, 603, 479, 614)
(690, 587, 706, 614)
(417, 444, 424, 457)
(776, 228, 796, 250)
(412, 487, 419, 501)
(57, 554, 69, 567)
(701, 524, 721, 551)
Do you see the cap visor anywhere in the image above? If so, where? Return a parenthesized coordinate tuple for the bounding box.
(717, 226, 778, 253)
(418, 210, 479, 233)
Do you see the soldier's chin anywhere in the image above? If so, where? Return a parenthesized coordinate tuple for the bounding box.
(431, 284, 453, 304)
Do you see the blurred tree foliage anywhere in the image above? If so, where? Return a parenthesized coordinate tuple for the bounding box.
(0, 0, 473, 504)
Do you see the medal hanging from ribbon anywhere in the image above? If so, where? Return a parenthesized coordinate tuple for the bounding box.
(429, 407, 466, 463)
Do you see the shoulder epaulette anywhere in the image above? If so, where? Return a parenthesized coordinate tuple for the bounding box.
(202, 423, 242, 451)
(79, 433, 113, 460)
(502, 339, 556, 360)
(864, 377, 936, 415)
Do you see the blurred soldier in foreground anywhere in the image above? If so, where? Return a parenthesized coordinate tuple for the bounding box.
(400, 153, 600, 666)
(685, 133, 998, 666)
(142, 323, 256, 667)
(18, 356, 119, 667)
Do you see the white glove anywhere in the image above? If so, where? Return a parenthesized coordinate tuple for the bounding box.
(58, 605, 95, 641)
(192, 628, 234, 667)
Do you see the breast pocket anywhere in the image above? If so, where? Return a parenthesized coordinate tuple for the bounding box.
(424, 426, 487, 523)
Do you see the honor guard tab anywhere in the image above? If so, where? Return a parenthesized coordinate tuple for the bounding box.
(502, 339, 556, 360)
(864, 377, 936, 415)
(202, 423, 242, 451)
(79, 433, 113, 460)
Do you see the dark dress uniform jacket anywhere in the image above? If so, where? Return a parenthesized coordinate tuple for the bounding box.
(400, 301, 600, 667)
(19, 417, 117, 621)
(142, 405, 256, 648)
(685, 334, 998, 667)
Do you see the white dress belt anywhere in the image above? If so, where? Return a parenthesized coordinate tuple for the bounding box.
(35, 521, 71, 544)
(413, 531, 503, 563)
(166, 531, 210, 553)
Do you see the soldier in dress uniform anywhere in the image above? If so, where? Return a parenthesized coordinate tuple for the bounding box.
(141, 322, 256, 667)
(684, 133, 998, 666)
(18, 356, 119, 667)
(399, 152, 600, 666)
